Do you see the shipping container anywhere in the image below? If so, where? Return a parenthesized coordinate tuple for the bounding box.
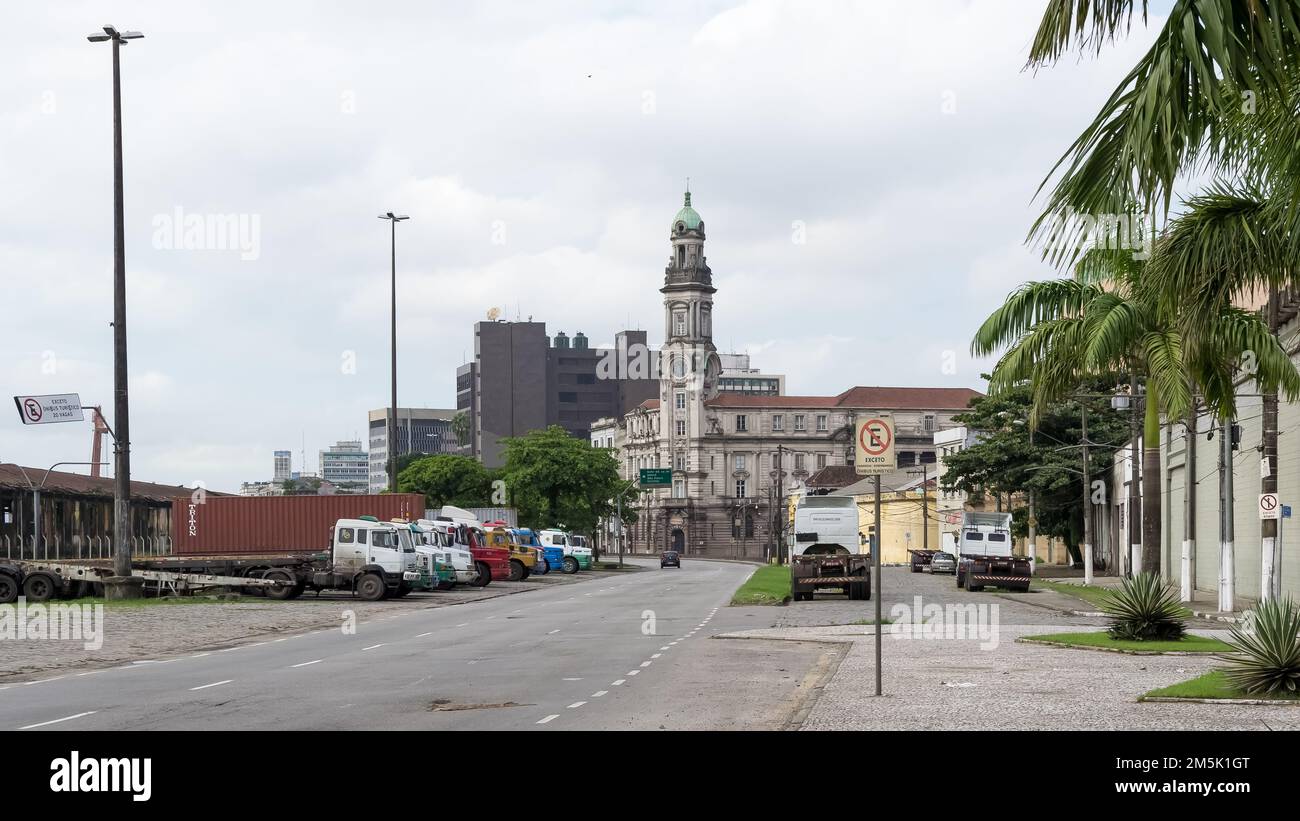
(172, 494, 426, 555)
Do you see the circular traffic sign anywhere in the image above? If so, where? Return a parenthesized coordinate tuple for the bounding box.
(859, 418, 892, 456)
(22, 398, 42, 423)
(1262, 494, 1278, 511)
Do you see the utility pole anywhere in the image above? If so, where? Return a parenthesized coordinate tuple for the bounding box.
(1262, 294, 1280, 599)
(1219, 417, 1236, 612)
(1128, 375, 1141, 578)
(378, 212, 409, 492)
(88, 25, 144, 583)
(1182, 408, 1197, 601)
(1081, 403, 1093, 585)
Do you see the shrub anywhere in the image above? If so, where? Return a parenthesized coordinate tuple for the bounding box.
(1219, 596, 1300, 697)
(1100, 572, 1186, 641)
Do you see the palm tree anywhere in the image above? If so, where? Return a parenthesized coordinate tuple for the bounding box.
(973, 248, 1294, 573)
(1027, 0, 1300, 261)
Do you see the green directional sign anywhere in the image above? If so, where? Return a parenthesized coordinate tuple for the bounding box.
(639, 468, 672, 488)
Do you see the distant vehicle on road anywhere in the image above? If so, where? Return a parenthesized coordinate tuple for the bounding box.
(928, 551, 957, 574)
(660, 550, 680, 568)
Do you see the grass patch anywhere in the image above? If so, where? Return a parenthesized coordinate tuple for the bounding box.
(1142, 670, 1300, 701)
(1021, 631, 1232, 654)
(730, 565, 791, 606)
(1032, 579, 1117, 610)
(848, 618, 894, 625)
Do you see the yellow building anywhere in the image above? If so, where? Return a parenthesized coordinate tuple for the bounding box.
(834, 471, 940, 563)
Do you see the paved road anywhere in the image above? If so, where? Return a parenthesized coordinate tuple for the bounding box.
(1, 558, 826, 731)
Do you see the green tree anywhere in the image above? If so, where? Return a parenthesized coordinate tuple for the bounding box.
(498, 426, 624, 535)
(396, 454, 493, 509)
(941, 383, 1130, 563)
(451, 411, 471, 447)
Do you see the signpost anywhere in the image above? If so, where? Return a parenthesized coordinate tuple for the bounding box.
(854, 414, 894, 697)
(14, 394, 85, 425)
(1259, 493, 1280, 520)
(639, 468, 672, 488)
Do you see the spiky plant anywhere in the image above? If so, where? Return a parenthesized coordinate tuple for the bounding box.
(1100, 572, 1185, 641)
(1219, 597, 1300, 697)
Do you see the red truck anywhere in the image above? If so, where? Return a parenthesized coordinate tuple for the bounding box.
(429, 506, 511, 584)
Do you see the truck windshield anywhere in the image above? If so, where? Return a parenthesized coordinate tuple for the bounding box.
(372, 530, 400, 549)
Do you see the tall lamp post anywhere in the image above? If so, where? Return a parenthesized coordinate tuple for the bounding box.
(88, 25, 143, 581)
(378, 211, 409, 491)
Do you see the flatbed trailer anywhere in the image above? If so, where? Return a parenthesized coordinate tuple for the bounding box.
(0, 559, 291, 604)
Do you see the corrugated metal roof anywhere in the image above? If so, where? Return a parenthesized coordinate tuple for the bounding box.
(0, 465, 217, 502)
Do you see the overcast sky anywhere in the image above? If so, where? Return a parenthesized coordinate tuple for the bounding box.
(2, 1, 1163, 492)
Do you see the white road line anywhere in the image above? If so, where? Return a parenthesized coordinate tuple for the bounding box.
(362, 644, 385, 651)
(273, 638, 287, 643)
(191, 653, 211, 659)
(627, 670, 640, 676)
(547, 629, 560, 635)
(19, 711, 98, 730)
(592, 690, 608, 698)
(290, 659, 322, 668)
(659, 646, 671, 651)
(248, 642, 267, 648)
(612, 679, 626, 686)
(416, 632, 434, 638)
(567, 701, 587, 709)
(640, 661, 653, 667)
(651, 653, 662, 659)
(562, 677, 582, 681)
(537, 714, 559, 724)
(75, 671, 103, 677)
(457, 623, 469, 627)
(188, 679, 233, 691)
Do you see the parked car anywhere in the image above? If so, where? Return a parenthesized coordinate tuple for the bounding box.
(927, 551, 957, 574)
(660, 550, 680, 569)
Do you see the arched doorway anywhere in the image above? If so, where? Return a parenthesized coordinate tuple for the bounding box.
(671, 528, 685, 552)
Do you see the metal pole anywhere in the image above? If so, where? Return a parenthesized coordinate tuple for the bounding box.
(1082, 403, 1093, 585)
(1128, 375, 1141, 577)
(110, 34, 133, 579)
(388, 217, 397, 492)
(920, 462, 928, 552)
(1219, 418, 1235, 612)
(32, 488, 41, 560)
(874, 473, 882, 697)
(1027, 489, 1036, 570)
(1182, 410, 1196, 601)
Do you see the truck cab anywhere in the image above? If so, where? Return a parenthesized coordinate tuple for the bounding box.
(483, 525, 537, 581)
(514, 527, 562, 572)
(789, 495, 871, 602)
(416, 519, 478, 587)
(435, 506, 511, 585)
(398, 521, 456, 591)
(326, 516, 421, 600)
(538, 529, 591, 573)
(955, 512, 1030, 592)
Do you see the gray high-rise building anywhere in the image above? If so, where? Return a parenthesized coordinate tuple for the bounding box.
(367, 408, 459, 492)
(319, 440, 368, 493)
(273, 450, 292, 481)
(457, 321, 657, 467)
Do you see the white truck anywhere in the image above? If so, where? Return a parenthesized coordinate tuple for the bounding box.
(538, 529, 591, 573)
(416, 519, 479, 587)
(789, 495, 870, 601)
(954, 511, 1031, 592)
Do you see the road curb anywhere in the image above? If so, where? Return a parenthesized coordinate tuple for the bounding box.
(1015, 637, 1223, 656)
(1138, 696, 1300, 706)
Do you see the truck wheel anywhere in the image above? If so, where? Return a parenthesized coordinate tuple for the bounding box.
(956, 571, 965, 589)
(0, 574, 18, 604)
(390, 584, 412, 599)
(508, 559, 527, 582)
(534, 559, 548, 576)
(562, 556, 579, 575)
(911, 564, 921, 573)
(470, 562, 492, 587)
(263, 570, 299, 601)
(968, 579, 984, 592)
(356, 573, 387, 601)
(861, 582, 871, 601)
(22, 573, 57, 603)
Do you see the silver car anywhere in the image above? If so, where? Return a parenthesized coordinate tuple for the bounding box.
(928, 551, 957, 574)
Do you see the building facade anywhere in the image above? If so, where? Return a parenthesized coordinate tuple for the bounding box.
(273, 450, 292, 481)
(604, 191, 982, 558)
(367, 408, 459, 492)
(319, 440, 369, 493)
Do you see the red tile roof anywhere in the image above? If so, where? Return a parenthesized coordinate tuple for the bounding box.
(637, 399, 660, 410)
(0, 465, 221, 502)
(705, 386, 982, 410)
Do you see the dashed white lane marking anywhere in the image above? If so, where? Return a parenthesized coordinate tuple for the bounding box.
(592, 690, 608, 698)
(19, 711, 97, 730)
(24, 676, 65, 686)
(75, 671, 102, 677)
(659, 646, 671, 651)
(362, 644, 385, 651)
(273, 638, 287, 643)
(537, 714, 559, 725)
(563, 677, 582, 681)
(291, 659, 322, 668)
(457, 623, 469, 628)
(191, 653, 211, 659)
(627, 670, 641, 676)
(547, 629, 561, 635)
(567, 701, 587, 709)
(417, 632, 434, 638)
(639, 661, 653, 668)
(612, 679, 626, 686)
(248, 642, 267, 648)
(189, 679, 233, 691)
(651, 653, 662, 659)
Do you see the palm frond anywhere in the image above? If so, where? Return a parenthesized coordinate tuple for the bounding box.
(971, 279, 1102, 356)
(1028, 0, 1148, 66)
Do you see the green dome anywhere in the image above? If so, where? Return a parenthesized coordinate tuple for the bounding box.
(672, 191, 702, 231)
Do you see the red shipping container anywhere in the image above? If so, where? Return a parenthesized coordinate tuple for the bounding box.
(171, 494, 426, 556)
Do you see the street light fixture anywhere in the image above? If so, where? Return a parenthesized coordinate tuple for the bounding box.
(378, 212, 409, 491)
(88, 24, 143, 583)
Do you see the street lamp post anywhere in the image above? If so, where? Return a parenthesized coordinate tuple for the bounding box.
(87, 25, 143, 581)
(378, 212, 409, 491)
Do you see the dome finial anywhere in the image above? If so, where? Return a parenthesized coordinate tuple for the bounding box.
(684, 176, 691, 206)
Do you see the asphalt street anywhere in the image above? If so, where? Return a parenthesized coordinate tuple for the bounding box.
(1, 558, 824, 731)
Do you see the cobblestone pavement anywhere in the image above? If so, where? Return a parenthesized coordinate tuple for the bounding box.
(0, 570, 618, 682)
(723, 567, 1300, 730)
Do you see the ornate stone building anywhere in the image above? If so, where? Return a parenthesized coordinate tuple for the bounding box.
(599, 191, 982, 558)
